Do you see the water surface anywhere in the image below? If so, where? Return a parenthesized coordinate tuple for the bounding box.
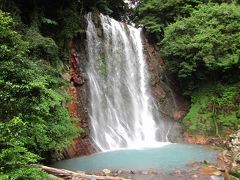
(53, 144, 216, 173)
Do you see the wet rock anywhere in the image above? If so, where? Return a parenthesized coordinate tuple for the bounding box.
(191, 174, 198, 178)
(51, 45, 95, 161)
(141, 170, 149, 175)
(62, 72, 71, 81)
(102, 169, 111, 174)
(183, 133, 209, 144)
(148, 170, 158, 175)
(218, 129, 240, 173)
(174, 170, 181, 174)
(186, 161, 200, 167)
(85, 177, 96, 180)
(173, 110, 186, 121)
(199, 166, 222, 176)
(143, 39, 187, 116)
(228, 130, 240, 165)
(113, 173, 118, 177)
(210, 176, 224, 180)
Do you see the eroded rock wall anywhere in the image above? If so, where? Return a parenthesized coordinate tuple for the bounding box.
(63, 46, 93, 158)
(52, 37, 95, 161)
(144, 38, 188, 119)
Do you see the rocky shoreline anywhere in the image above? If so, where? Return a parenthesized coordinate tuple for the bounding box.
(183, 129, 240, 179)
(45, 159, 238, 180)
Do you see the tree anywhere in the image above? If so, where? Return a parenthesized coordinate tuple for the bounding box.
(161, 3, 240, 95)
(134, 0, 239, 42)
(0, 10, 79, 178)
(134, 0, 203, 41)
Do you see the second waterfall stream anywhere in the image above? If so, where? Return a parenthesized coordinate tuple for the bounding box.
(86, 13, 168, 151)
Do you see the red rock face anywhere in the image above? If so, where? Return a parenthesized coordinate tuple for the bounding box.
(173, 111, 186, 121)
(183, 133, 209, 144)
(63, 46, 95, 158)
(143, 37, 188, 120)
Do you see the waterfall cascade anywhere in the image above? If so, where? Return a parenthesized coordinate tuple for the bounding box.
(86, 13, 168, 151)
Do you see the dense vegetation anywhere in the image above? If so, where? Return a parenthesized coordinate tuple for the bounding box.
(0, 9, 79, 179)
(162, 3, 240, 94)
(0, 0, 127, 179)
(0, 0, 239, 178)
(135, 0, 240, 135)
(135, 0, 203, 41)
(183, 83, 240, 135)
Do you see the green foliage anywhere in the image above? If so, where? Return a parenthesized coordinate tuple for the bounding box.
(135, 1, 240, 136)
(95, 0, 114, 14)
(97, 55, 108, 76)
(229, 170, 240, 178)
(135, 0, 203, 40)
(0, 0, 128, 178)
(2, 167, 48, 180)
(25, 28, 59, 62)
(56, 1, 84, 61)
(41, 17, 58, 26)
(0, 10, 79, 178)
(135, 0, 239, 41)
(161, 3, 240, 95)
(0, 117, 49, 179)
(82, 0, 128, 20)
(1, 0, 128, 62)
(183, 83, 240, 135)
(58, 1, 83, 41)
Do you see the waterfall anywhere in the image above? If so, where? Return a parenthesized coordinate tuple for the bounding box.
(86, 13, 167, 151)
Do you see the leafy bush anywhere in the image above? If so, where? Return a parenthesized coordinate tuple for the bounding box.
(0, 117, 49, 179)
(183, 83, 240, 135)
(161, 3, 240, 95)
(135, 0, 204, 41)
(25, 28, 59, 62)
(0, 0, 128, 178)
(135, 0, 239, 41)
(0, 10, 79, 178)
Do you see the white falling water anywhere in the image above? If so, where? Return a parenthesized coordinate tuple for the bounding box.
(86, 13, 167, 151)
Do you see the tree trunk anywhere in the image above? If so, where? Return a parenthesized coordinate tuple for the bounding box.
(40, 165, 131, 180)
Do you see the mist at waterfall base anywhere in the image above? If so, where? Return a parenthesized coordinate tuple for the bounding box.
(53, 13, 217, 172)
